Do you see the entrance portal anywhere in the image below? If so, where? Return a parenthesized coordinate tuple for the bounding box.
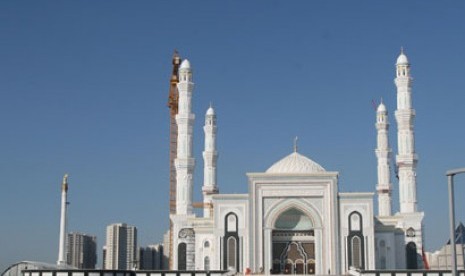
(271, 208, 316, 275)
(272, 236, 315, 274)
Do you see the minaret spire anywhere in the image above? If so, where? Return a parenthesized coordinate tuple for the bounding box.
(202, 104, 218, 218)
(375, 101, 393, 216)
(175, 59, 195, 215)
(394, 48, 418, 213)
(57, 173, 69, 266)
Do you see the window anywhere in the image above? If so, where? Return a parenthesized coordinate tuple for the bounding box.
(204, 256, 210, 271)
(227, 214, 237, 232)
(350, 212, 362, 231)
(348, 211, 364, 269)
(223, 212, 239, 270)
(204, 240, 210, 248)
(351, 236, 362, 268)
(227, 237, 237, 268)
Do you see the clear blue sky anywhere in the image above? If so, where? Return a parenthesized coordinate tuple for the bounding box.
(1, 0, 465, 271)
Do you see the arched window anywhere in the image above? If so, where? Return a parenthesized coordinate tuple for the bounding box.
(347, 211, 364, 269)
(204, 256, 210, 271)
(178, 242, 187, 270)
(378, 240, 386, 269)
(380, 240, 385, 247)
(349, 212, 362, 231)
(204, 240, 210, 248)
(227, 214, 237, 232)
(223, 212, 239, 270)
(380, 256, 386, 269)
(227, 236, 237, 268)
(351, 236, 362, 268)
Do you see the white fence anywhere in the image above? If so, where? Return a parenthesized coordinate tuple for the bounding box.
(23, 270, 228, 276)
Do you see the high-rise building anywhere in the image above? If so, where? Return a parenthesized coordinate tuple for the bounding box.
(139, 244, 164, 270)
(104, 223, 137, 270)
(66, 232, 97, 269)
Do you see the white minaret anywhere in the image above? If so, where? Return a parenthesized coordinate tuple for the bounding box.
(202, 104, 218, 218)
(57, 174, 69, 266)
(394, 49, 418, 214)
(375, 101, 393, 216)
(175, 59, 195, 215)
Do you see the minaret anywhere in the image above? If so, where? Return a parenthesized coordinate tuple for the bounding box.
(175, 59, 195, 215)
(394, 49, 418, 213)
(375, 101, 393, 216)
(57, 174, 69, 266)
(202, 104, 218, 218)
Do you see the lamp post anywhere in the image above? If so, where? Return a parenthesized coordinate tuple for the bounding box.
(446, 168, 465, 276)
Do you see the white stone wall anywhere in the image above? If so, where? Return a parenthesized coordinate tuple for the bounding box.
(212, 194, 248, 272)
(375, 231, 397, 269)
(339, 193, 376, 272)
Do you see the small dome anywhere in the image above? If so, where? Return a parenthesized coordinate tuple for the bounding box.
(266, 152, 325, 174)
(180, 59, 191, 70)
(396, 52, 409, 65)
(206, 105, 215, 115)
(377, 102, 387, 112)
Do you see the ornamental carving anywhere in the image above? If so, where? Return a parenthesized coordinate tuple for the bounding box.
(179, 228, 195, 238)
(406, 227, 416, 237)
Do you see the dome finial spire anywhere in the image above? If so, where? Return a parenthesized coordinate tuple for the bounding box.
(401, 46, 404, 54)
(294, 136, 298, 152)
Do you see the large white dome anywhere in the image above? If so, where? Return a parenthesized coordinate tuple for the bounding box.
(266, 152, 325, 174)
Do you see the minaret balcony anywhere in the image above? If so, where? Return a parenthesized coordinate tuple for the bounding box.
(395, 154, 418, 165)
(175, 114, 195, 121)
(202, 186, 219, 194)
(376, 185, 393, 193)
(177, 82, 194, 91)
(174, 158, 195, 168)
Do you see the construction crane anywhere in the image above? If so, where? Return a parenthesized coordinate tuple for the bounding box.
(167, 50, 181, 269)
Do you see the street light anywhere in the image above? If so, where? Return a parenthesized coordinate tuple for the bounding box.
(446, 168, 465, 276)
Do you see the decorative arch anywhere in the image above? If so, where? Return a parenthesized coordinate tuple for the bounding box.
(347, 211, 365, 269)
(265, 199, 323, 229)
(349, 211, 362, 231)
(274, 208, 314, 230)
(223, 212, 240, 271)
(268, 200, 319, 275)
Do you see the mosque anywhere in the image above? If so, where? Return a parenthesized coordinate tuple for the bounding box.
(165, 50, 424, 275)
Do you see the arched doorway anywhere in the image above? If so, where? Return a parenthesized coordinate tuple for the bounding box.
(271, 208, 315, 275)
(178, 242, 186, 270)
(406, 242, 418, 269)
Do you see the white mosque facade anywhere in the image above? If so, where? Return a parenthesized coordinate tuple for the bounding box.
(167, 51, 425, 274)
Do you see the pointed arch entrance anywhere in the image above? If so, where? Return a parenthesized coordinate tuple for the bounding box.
(271, 208, 316, 275)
